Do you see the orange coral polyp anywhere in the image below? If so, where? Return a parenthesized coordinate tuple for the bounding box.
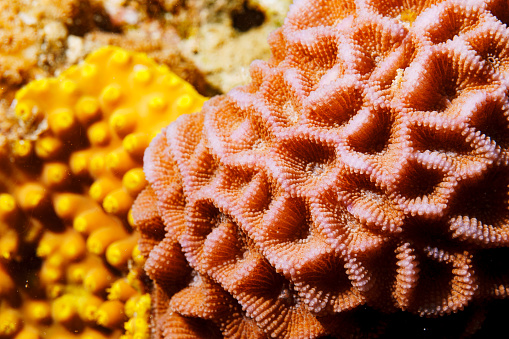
(134, 0, 509, 337)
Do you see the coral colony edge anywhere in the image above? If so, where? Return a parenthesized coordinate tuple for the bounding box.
(1, 0, 509, 338)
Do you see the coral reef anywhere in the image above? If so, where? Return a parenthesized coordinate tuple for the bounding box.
(0, 0, 290, 124)
(0, 46, 206, 339)
(136, 0, 509, 337)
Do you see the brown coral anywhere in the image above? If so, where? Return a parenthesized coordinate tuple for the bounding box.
(135, 0, 509, 337)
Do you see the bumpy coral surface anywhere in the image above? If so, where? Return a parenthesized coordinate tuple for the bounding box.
(0, 46, 205, 339)
(136, 0, 509, 337)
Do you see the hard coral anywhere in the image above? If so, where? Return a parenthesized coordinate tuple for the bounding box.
(0, 0, 289, 125)
(0, 46, 206, 339)
(136, 0, 509, 337)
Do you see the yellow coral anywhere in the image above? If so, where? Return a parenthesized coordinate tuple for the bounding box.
(122, 294, 151, 339)
(0, 46, 206, 338)
(14, 46, 205, 220)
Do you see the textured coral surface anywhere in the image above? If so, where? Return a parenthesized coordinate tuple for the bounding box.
(136, 0, 509, 337)
(0, 46, 206, 339)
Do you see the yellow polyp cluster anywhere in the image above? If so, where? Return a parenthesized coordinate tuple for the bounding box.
(0, 46, 207, 339)
(121, 294, 151, 339)
(11, 140, 33, 160)
(0, 309, 22, 337)
(130, 245, 145, 268)
(13, 45, 205, 218)
(87, 225, 127, 256)
(118, 245, 150, 339)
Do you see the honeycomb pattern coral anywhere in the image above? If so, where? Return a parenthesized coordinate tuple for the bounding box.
(136, 0, 509, 337)
(0, 46, 206, 339)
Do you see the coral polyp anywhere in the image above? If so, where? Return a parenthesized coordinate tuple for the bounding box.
(0, 46, 206, 339)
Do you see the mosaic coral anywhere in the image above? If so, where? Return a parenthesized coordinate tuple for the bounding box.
(136, 0, 509, 337)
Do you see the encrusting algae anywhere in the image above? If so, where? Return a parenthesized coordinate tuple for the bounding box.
(0, 46, 206, 339)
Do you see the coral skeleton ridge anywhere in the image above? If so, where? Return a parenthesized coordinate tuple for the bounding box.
(0, 46, 206, 339)
(135, 0, 509, 338)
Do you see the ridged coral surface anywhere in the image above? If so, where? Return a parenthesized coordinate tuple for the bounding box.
(136, 0, 509, 337)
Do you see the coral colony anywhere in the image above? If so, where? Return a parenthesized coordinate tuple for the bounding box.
(136, 0, 509, 337)
(2, 0, 509, 338)
(0, 47, 205, 339)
